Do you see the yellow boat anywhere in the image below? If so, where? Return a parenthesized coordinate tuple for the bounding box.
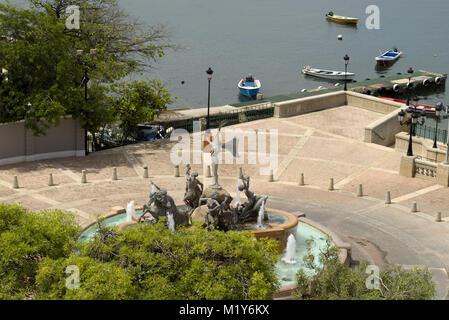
(326, 12, 358, 24)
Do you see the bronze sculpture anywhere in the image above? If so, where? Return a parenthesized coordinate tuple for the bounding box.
(183, 164, 203, 210)
(139, 181, 189, 229)
(235, 174, 268, 224)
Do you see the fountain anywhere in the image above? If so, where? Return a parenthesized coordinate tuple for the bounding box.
(126, 201, 135, 223)
(281, 234, 298, 264)
(256, 199, 265, 229)
(78, 140, 344, 293)
(167, 212, 175, 231)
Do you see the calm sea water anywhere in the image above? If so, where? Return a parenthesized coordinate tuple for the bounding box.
(117, 0, 449, 111)
(13, 0, 449, 111)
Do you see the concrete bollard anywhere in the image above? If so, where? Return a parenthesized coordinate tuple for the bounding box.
(299, 173, 305, 186)
(48, 173, 54, 187)
(81, 170, 87, 184)
(328, 178, 334, 191)
(269, 170, 274, 182)
(143, 166, 149, 179)
(385, 191, 391, 204)
(411, 202, 418, 213)
(174, 165, 180, 177)
(206, 165, 212, 178)
(13, 175, 19, 189)
(357, 184, 363, 197)
(436, 212, 443, 222)
(112, 168, 118, 181)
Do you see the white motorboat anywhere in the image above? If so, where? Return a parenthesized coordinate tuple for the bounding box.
(301, 66, 355, 81)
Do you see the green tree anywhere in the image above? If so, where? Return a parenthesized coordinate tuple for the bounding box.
(0, 2, 82, 132)
(107, 80, 171, 142)
(37, 220, 280, 300)
(294, 238, 435, 300)
(0, 0, 174, 138)
(0, 204, 80, 299)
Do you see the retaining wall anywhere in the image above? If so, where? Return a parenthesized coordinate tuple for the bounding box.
(0, 117, 85, 166)
(395, 132, 447, 163)
(273, 91, 347, 118)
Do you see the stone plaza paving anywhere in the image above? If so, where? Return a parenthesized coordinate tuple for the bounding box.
(1, 105, 449, 298)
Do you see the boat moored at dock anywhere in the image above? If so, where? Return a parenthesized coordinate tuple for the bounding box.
(302, 66, 355, 81)
(376, 48, 403, 64)
(238, 75, 261, 97)
(378, 96, 436, 113)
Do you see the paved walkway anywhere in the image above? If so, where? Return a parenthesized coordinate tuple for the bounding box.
(1, 105, 449, 298)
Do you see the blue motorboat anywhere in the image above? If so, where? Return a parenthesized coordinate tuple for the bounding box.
(375, 48, 403, 64)
(238, 75, 261, 97)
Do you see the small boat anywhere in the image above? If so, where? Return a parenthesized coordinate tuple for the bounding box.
(376, 48, 403, 64)
(378, 96, 436, 113)
(326, 11, 358, 24)
(302, 66, 355, 81)
(238, 75, 261, 97)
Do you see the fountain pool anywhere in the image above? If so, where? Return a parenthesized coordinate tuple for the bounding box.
(275, 221, 330, 287)
(78, 210, 332, 288)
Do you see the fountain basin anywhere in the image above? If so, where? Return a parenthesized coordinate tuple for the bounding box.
(249, 209, 298, 253)
(78, 206, 351, 297)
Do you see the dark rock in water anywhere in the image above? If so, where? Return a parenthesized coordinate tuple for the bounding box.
(282, 277, 292, 282)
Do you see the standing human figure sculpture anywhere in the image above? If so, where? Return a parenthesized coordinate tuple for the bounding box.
(184, 164, 203, 209)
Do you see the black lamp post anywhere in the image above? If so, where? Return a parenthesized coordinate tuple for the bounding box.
(206, 67, 213, 130)
(398, 98, 427, 157)
(412, 97, 420, 136)
(343, 54, 349, 91)
(406, 67, 414, 106)
(76, 49, 97, 155)
(433, 102, 443, 148)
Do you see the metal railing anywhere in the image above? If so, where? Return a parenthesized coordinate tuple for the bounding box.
(415, 124, 448, 144)
(160, 102, 274, 133)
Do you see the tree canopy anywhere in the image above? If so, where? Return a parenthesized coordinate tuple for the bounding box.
(0, 203, 80, 299)
(0, 0, 174, 140)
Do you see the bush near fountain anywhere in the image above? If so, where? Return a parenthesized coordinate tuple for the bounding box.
(41, 220, 280, 300)
(293, 239, 435, 300)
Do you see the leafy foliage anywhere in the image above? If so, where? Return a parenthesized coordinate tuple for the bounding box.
(37, 221, 279, 300)
(0, 0, 174, 138)
(36, 256, 134, 300)
(0, 203, 278, 300)
(294, 238, 435, 300)
(106, 80, 172, 142)
(0, 204, 80, 299)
